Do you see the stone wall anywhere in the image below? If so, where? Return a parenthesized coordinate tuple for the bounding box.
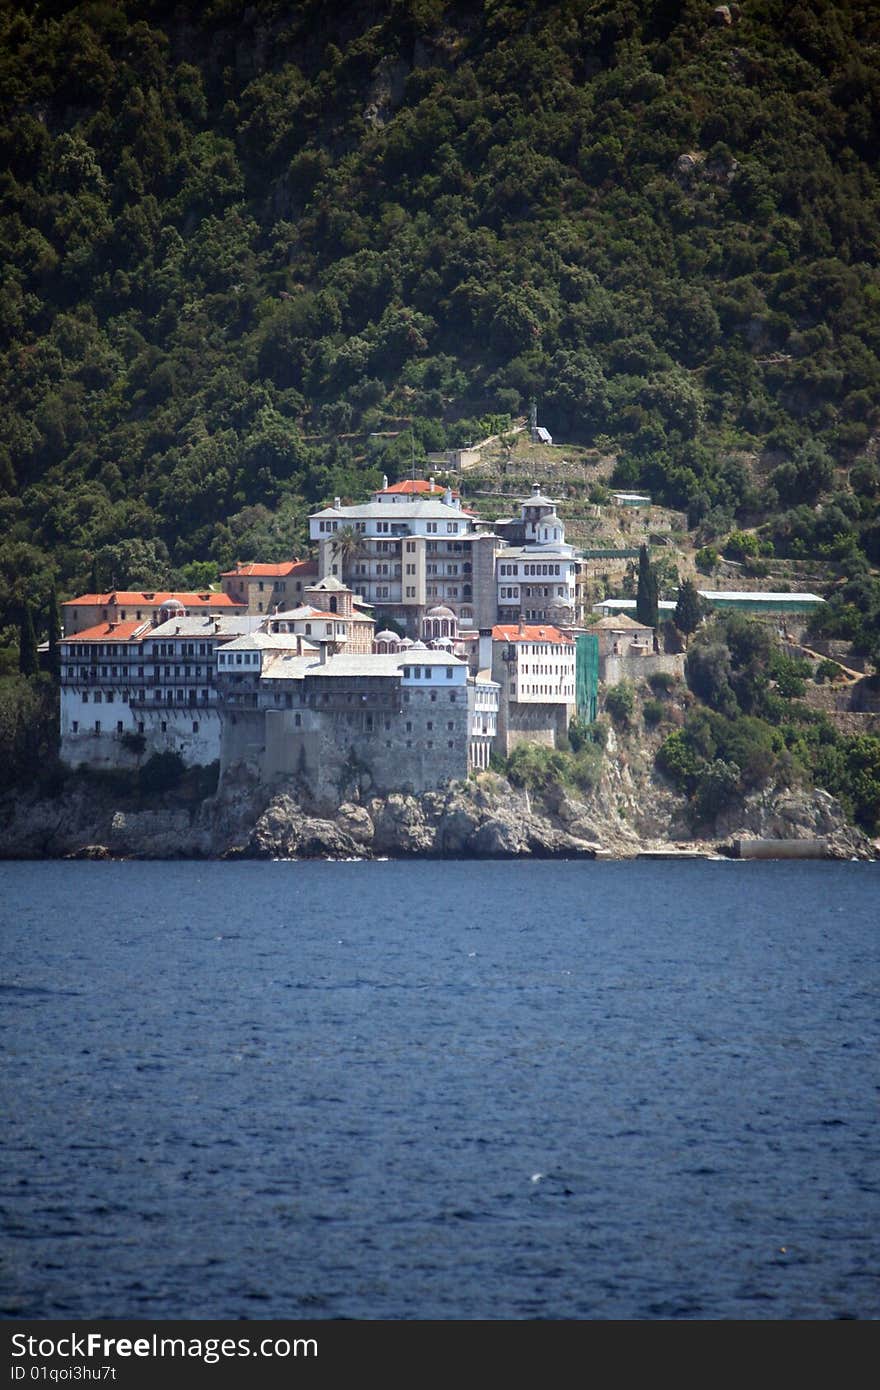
(63, 707, 222, 770)
(223, 687, 470, 801)
(601, 651, 685, 687)
(500, 701, 568, 755)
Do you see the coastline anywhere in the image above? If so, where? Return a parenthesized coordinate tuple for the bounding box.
(2, 772, 874, 863)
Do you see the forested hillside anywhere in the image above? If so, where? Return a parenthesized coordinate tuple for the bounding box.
(2, 0, 880, 659)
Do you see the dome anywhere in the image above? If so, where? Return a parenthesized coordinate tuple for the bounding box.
(158, 598, 186, 624)
(410, 639, 428, 650)
(374, 629, 400, 643)
(425, 604, 455, 618)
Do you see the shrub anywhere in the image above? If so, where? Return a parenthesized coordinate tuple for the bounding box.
(604, 683, 635, 727)
(119, 730, 146, 757)
(815, 658, 843, 684)
(505, 742, 569, 793)
(570, 740, 603, 793)
(139, 750, 186, 796)
(648, 670, 676, 694)
(568, 717, 607, 751)
(692, 758, 741, 825)
(643, 698, 665, 727)
(724, 530, 760, 560)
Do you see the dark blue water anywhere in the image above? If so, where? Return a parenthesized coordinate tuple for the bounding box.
(1, 859, 878, 1320)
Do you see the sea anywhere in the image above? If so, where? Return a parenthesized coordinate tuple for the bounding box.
(1, 858, 878, 1321)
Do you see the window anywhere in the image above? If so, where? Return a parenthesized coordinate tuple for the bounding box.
(161, 721, 167, 733)
(406, 722, 412, 733)
(192, 722, 199, 734)
(72, 720, 79, 733)
(83, 693, 89, 704)
(95, 721, 101, 732)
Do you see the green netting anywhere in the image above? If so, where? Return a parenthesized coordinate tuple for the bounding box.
(576, 634, 599, 722)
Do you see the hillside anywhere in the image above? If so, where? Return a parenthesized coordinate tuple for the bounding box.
(2, 1, 880, 621)
(2, 0, 880, 828)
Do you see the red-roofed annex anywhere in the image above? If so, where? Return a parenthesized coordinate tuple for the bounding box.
(62, 591, 245, 636)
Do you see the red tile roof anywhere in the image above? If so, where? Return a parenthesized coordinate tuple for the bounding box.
(492, 624, 573, 644)
(377, 479, 459, 497)
(63, 591, 243, 609)
(62, 620, 151, 643)
(220, 560, 316, 578)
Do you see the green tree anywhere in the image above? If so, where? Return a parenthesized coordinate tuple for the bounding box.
(18, 604, 37, 677)
(605, 682, 635, 728)
(46, 584, 61, 678)
(636, 545, 658, 630)
(329, 524, 364, 576)
(674, 579, 703, 646)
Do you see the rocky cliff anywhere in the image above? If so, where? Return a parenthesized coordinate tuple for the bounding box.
(1, 764, 873, 862)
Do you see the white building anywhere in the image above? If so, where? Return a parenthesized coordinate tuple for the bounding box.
(309, 486, 498, 635)
(488, 621, 576, 755)
(60, 605, 260, 769)
(468, 674, 500, 770)
(494, 486, 578, 626)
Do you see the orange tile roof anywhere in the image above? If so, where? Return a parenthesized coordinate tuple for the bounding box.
(492, 624, 573, 644)
(63, 591, 243, 609)
(378, 479, 459, 496)
(220, 560, 315, 578)
(62, 620, 151, 643)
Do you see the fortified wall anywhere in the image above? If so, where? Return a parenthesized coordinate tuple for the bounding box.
(221, 684, 470, 802)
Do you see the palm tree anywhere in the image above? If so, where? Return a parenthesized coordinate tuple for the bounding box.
(330, 524, 364, 578)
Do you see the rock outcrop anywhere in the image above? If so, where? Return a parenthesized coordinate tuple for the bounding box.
(0, 768, 873, 862)
(239, 778, 603, 860)
(712, 785, 875, 860)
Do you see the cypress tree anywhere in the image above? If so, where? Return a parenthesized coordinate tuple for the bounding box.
(636, 544, 659, 629)
(19, 604, 38, 677)
(674, 578, 703, 646)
